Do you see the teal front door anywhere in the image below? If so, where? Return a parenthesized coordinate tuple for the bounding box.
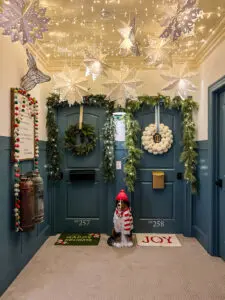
(218, 91, 225, 260)
(54, 106, 108, 233)
(133, 105, 185, 233)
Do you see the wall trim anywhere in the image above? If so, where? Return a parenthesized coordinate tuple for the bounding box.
(208, 75, 225, 255)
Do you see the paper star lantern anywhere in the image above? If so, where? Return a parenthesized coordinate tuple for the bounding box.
(103, 63, 143, 108)
(160, 0, 203, 41)
(118, 17, 140, 56)
(0, 0, 50, 45)
(21, 49, 51, 91)
(52, 66, 89, 105)
(145, 38, 173, 68)
(84, 51, 109, 81)
(161, 65, 198, 99)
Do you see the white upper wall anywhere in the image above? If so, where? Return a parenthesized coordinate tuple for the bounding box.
(197, 39, 225, 141)
(0, 36, 51, 140)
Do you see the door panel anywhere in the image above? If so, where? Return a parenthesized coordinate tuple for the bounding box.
(219, 92, 225, 260)
(54, 106, 107, 233)
(133, 105, 184, 233)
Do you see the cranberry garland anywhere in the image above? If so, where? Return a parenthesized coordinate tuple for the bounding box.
(13, 88, 39, 232)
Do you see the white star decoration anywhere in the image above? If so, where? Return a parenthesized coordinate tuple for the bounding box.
(103, 63, 143, 108)
(52, 66, 89, 105)
(145, 38, 173, 68)
(84, 51, 109, 81)
(118, 17, 140, 56)
(161, 65, 198, 100)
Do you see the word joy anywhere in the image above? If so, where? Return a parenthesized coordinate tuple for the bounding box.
(142, 235, 172, 244)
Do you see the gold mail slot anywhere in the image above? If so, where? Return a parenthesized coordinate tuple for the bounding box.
(152, 171, 165, 189)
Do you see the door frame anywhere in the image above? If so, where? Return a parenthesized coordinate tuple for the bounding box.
(208, 75, 225, 256)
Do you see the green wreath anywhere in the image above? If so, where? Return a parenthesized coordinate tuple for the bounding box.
(65, 123, 97, 156)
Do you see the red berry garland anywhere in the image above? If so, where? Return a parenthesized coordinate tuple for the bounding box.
(13, 88, 39, 232)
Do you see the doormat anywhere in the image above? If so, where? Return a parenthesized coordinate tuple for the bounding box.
(55, 233, 101, 246)
(136, 234, 181, 247)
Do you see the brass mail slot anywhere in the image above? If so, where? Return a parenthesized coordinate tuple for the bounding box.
(152, 171, 165, 189)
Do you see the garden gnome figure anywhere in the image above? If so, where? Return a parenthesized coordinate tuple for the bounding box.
(107, 189, 134, 248)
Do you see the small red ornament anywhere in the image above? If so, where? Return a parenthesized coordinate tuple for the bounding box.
(15, 173, 20, 178)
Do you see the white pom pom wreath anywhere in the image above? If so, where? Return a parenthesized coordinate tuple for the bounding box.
(142, 123, 173, 155)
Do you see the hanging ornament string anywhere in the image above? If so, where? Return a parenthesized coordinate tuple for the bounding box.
(79, 105, 84, 130)
(13, 88, 39, 232)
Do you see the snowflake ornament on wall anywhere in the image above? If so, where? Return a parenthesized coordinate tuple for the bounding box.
(52, 66, 89, 106)
(159, 0, 203, 41)
(0, 0, 50, 45)
(103, 63, 143, 108)
(161, 65, 198, 100)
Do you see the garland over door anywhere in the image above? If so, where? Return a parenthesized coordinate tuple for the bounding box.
(54, 106, 107, 233)
(133, 105, 185, 233)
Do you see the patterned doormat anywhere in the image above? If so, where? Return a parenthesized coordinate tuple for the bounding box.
(55, 233, 101, 246)
(136, 234, 181, 247)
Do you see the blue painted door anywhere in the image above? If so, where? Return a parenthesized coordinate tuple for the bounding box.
(133, 105, 184, 233)
(218, 92, 225, 260)
(54, 106, 108, 233)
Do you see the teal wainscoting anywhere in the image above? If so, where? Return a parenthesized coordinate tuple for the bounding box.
(0, 136, 50, 296)
(192, 141, 209, 250)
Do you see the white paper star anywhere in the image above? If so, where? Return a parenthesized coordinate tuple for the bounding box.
(103, 63, 143, 108)
(161, 65, 198, 100)
(145, 38, 173, 68)
(52, 66, 89, 105)
(84, 51, 109, 81)
(118, 17, 140, 56)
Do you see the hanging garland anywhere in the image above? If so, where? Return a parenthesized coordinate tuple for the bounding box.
(124, 112, 143, 192)
(102, 114, 116, 182)
(13, 88, 39, 232)
(125, 95, 198, 193)
(46, 94, 61, 180)
(65, 123, 97, 156)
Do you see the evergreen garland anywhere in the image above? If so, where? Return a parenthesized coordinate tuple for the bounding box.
(46, 94, 61, 180)
(102, 114, 116, 182)
(124, 112, 143, 192)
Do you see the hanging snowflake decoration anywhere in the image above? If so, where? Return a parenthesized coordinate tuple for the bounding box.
(144, 38, 173, 68)
(0, 0, 50, 45)
(21, 49, 51, 91)
(52, 66, 89, 106)
(118, 17, 140, 56)
(161, 65, 198, 100)
(103, 63, 143, 108)
(84, 51, 109, 81)
(159, 0, 203, 41)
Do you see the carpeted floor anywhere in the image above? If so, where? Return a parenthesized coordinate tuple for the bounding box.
(1, 235, 225, 300)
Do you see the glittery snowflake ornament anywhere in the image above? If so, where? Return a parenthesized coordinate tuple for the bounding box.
(161, 65, 198, 100)
(52, 66, 89, 106)
(0, 0, 50, 45)
(160, 0, 203, 41)
(103, 63, 143, 108)
(84, 51, 109, 81)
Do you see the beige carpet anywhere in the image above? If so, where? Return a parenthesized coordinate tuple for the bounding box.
(1, 235, 225, 300)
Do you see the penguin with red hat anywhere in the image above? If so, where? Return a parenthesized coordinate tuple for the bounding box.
(107, 189, 134, 248)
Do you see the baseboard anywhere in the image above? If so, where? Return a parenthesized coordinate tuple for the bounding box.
(192, 225, 208, 251)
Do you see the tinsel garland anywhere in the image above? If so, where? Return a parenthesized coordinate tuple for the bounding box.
(126, 95, 199, 193)
(102, 114, 116, 182)
(124, 112, 143, 192)
(13, 88, 39, 232)
(46, 94, 61, 180)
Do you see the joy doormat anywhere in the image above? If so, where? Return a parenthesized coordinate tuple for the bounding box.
(55, 233, 101, 246)
(136, 234, 181, 247)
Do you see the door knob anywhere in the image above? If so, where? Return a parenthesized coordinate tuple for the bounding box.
(215, 179, 222, 188)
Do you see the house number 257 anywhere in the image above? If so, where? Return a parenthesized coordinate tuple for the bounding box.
(74, 219, 90, 227)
